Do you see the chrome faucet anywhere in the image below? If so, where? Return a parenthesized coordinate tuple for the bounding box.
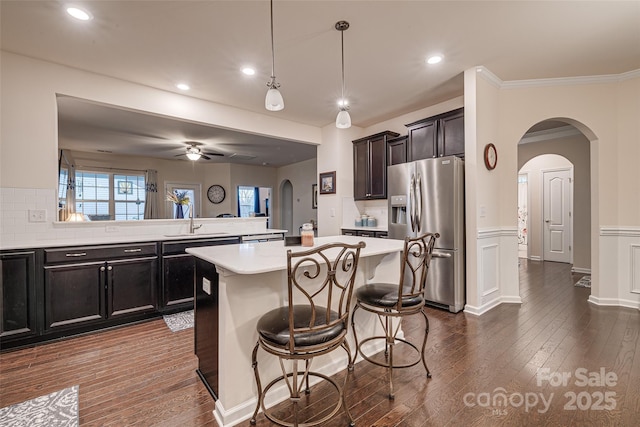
(189, 203, 202, 234)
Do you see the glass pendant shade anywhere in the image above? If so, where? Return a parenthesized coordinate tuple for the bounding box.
(336, 109, 352, 129)
(265, 87, 284, 111)
(186, 152, 201, 161)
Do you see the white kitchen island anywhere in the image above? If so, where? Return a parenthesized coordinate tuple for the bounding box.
(186, 235, 404, 427)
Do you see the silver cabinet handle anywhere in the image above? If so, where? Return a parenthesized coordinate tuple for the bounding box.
(65, 252, 87, 257)
(416, 172, 423, 232)
(123, 248, 142, 253)
(107, 265, 113, 271)
(100, 266, 105, 271)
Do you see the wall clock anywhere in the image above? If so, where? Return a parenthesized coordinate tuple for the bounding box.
(484, 143, 497, 170)
(207, 185, 226, 204)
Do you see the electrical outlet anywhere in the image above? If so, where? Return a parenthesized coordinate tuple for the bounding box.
(105, 226, 119, 233)
(28, 209, 46, 222)
(203, 278, 211, 295)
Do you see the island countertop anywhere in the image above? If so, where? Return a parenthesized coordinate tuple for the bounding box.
(186, 234, 404, 275)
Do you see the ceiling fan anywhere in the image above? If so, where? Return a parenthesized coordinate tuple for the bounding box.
(175, 142, 224, 161)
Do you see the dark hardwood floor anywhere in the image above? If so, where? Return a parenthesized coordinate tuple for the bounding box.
(2, 260, 639, 426)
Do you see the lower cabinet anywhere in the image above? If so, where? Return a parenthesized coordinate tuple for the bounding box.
(1, 250, 39, 341)
(43, 243, 158, 333)
(160, 237, 240, 313)
(341, 229, 388, 238)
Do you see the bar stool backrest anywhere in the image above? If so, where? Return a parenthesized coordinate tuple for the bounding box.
(286, 241, 365, 354)
(397, 232, 439, 310)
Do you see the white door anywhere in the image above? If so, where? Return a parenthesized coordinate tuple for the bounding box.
(543, 168, 572, 263)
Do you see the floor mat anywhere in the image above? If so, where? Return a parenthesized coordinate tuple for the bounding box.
(163, 309, 194, 332)
(575, 275, 591, 288)
(0, 385, 78, 427)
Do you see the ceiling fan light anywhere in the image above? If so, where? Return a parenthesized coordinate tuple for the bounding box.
(265, 87, 284, 111)
(336, 109, 352, 129)
(186, 152, 201, 161)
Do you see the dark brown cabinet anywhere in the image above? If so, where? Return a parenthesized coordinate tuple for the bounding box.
(43, 243, 158, 332)
(161, 237, 240, 313)
(341, 229, 388, 238)
(387, 135, 407, 166)
(1, 250, 38, 340)
(406, 108, 464, 161)
(353, 131, 399, 200)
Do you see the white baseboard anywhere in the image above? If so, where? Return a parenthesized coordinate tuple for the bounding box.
(464, 295, 522, 316)
(588, 295, 640, 310)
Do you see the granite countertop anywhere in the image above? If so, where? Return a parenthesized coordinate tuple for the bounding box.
(186, 235, 404, 275)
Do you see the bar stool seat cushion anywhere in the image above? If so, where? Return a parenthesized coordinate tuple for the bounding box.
(257, 305, 342, 347)
(355, 283, 424, 308)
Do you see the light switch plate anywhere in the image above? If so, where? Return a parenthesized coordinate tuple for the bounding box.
(202, 277, 211, 295)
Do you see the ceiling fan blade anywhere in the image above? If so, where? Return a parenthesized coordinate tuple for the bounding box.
(203, 151, 224, 157)
(200, 154, 211, 160)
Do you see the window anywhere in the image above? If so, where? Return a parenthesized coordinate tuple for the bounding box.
(237, 186, 257, 218)
(58, 170, 146, 221)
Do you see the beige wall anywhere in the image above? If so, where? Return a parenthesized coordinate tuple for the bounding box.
(276, 158, 317, 234)
(518, 133, 591, 270)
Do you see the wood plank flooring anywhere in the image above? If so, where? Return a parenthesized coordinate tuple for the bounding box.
(2, 260, 639, 426)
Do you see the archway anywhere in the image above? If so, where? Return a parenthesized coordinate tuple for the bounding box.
(279, 179, 293, 236)
(516, 119, 593, 279)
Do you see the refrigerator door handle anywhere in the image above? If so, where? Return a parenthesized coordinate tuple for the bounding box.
(432, 251, 452, 258)
(415, 172, 423, 232)
(409, 173, 416, 232)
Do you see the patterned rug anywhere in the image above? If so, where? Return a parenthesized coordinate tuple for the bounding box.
(163, 309, 194, 332)
(575, 275, 591, 288)
(0, 385, 78, 427)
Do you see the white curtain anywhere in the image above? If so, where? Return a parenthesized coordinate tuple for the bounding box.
(144, 169, 159, 219)
(60, 150, 76, 221)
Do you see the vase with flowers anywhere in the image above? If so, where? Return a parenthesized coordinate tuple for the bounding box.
(166, 190, 190, 219)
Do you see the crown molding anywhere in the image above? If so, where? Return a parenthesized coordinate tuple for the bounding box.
(474, 67, 640, 90)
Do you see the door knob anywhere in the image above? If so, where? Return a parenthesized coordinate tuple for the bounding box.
(545, 219, 550, 223)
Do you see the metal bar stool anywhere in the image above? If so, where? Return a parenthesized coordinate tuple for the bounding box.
(250, 241, 365, 427)
(350, 233, 439, 399)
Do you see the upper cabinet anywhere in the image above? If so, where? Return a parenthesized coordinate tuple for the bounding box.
(406, 107, 464, 161)
(387, 135, 408, 166)
(353, 131, 399, 200)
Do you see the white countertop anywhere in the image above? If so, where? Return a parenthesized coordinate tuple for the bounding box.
(186, 235, 404, 275)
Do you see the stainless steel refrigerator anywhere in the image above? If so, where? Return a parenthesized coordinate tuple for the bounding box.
(388, 156, 465, 313)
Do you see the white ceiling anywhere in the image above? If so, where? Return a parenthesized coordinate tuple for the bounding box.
(2, 1, 639, 166)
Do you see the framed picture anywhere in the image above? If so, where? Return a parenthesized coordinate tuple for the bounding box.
(319, 171, 336, 194)
(312, 184, 318, 209)
(118, 180, 133, 194)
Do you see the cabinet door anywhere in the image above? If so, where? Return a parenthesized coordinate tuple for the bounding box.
(162, 253, 195, 308)
(1, 251, 37, 339)
(408, 119, 437, 161)
(44, 262, 105, 331)
(387, 136, 407, 166)
(368, 135, 387, 199)
(108, 257, 158, 318)
(353, 140, 369, 200)
(438, 109, 465, 157)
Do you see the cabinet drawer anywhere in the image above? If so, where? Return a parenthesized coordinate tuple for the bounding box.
(162, 237, 240, 255)
(45, 243, 158, 264)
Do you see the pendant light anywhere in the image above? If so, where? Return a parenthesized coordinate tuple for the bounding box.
(335, 20, 351, 129)
(265, 0, 284, 111)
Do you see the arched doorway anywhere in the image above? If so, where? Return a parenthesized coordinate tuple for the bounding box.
(517, 119, 592, 275)
(279, 179, 293, 235)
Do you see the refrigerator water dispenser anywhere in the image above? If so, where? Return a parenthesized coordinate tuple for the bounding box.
(390, 195, 407, 225)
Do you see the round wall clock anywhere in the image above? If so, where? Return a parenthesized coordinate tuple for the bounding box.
(207, 185, 226, 204)
(484, 143, 497, 170)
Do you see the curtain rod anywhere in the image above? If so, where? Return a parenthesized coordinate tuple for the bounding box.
(75, 165, 148, 173)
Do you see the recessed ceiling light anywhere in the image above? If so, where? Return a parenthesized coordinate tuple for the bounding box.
(176, 83, 190, 91)
(242, 67, 256, 76)
(66, 6, 92, 21)
(426, 54, 443, 65)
